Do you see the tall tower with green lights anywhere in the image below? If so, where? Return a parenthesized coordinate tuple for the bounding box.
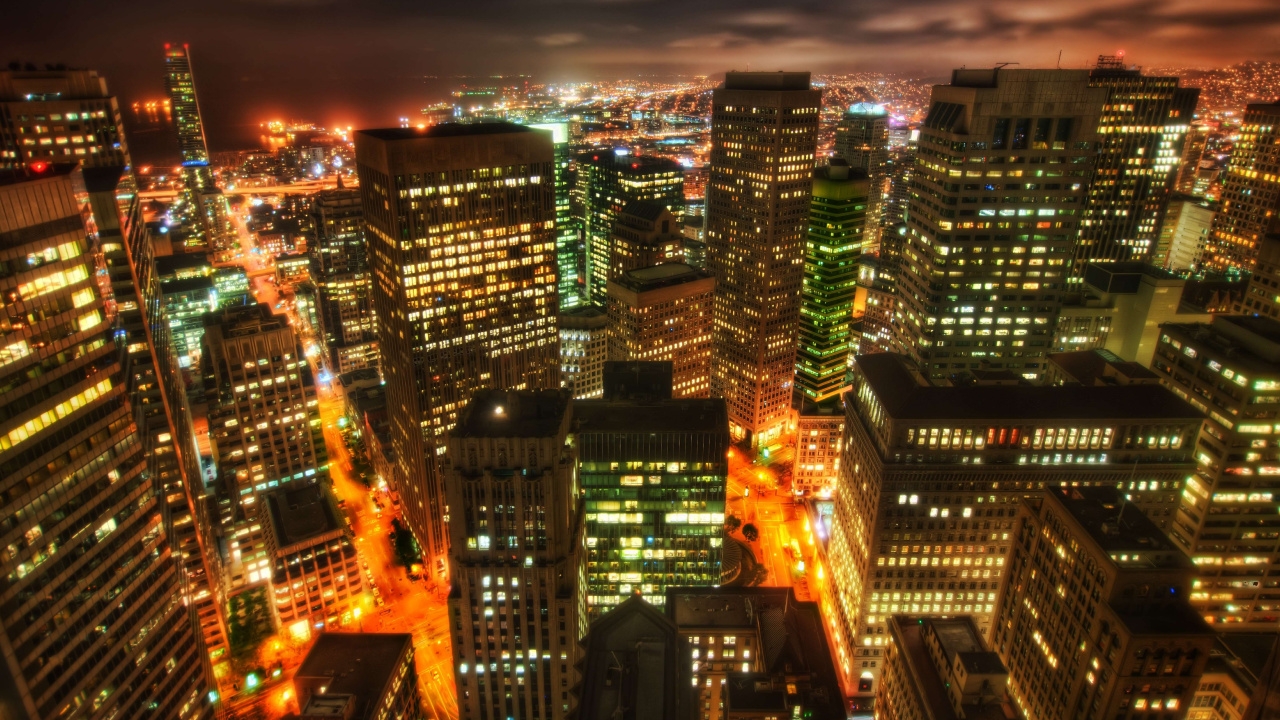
(796, 160, 870, 402)
(530, 122, 582, 309)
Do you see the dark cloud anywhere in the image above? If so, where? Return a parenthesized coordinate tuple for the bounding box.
(2, 0, 1276, 153)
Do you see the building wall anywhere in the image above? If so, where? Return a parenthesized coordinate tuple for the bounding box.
(1202, 104, 1280, 274)
(606, 274, 714, 399)
(559, 309, 608, 399)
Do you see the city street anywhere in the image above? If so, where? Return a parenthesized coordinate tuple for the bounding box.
(725, 448, 814, 595)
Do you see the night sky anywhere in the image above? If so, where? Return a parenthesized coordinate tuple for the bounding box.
(4, 0, 1280, 152)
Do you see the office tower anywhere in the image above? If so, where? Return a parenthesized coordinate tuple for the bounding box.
(1192, 635, 1280, 720)
(1052, 263, 1209, 366)
(897, 69, 1106, 380)
(575, 370, 729, 616)
(707, 72, 821, 445)
(310, 185, 377, 373)
(274, 252, 311, 286)
(1157, 193, 1216, 272)
(1075, 57, 1199, 270)
(991, 488, 1213, 720)
(293, 633, 426, 719)
(608, 200, 685, 280)
(794, 400, 844, 497)
(444, 390, 584, 720)
(163, 274, 217, 367)
(571, 597, 695, 720)
(0, 165, 212, 719)
(530, 122, 582, 310)
(0, 68, 129, 170)
(577, 150, 684, 305)
(1239, 236, 1280, 319)
(163, 44, 233, 259)
(262, 484, 362, 633)
(878, 616, 1018, 720)
(606, 263, 715, 399)
(1176, 123, 1210, 195)
(1150, 316, 1280, 629)
(665, 587, 846, 720)
(559, 307, 608, 399)
(357, 123, 560, 583)
(1202, 103, 1280, 274)
(204, 303, 327, 590)
(1045, 348, 1161, 387)
(884, 142, 915, 228)
(834, 103, 889, 249)
(824, 353, 1203, 695)
(796, 161, 870, 403)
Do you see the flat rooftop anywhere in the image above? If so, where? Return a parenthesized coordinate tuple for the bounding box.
(890, 616, 1014, 720)
(358, 121, 535, 141)
(724, 71, 811, 91)
(266, 483, 342, 548)
(1163, 316, 1280, 367)
(453, 389, 571, 439)
(1050, 487, 1189, 567)
(856, 353, 1200, 421)
(295, 633, 412, 718)
(573, 397, 729, 436)
(611, 263, 713, 293)
(927, 618, 1006, 676)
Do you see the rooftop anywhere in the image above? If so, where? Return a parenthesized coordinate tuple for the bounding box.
(575, 597, 693, 720)
(161, 275, 214, 295)
(889, 616, 1016, 720)
(358, 121, 535, 141)
(1047, 349, 1160, 387)
(611, 263, 714, 293)
(927, 619, 1007, 676)
(723, 71, 811, 91)
(855, 353, 1200, 421)
(0, 162, 77, 188)
(1083, 261, 1181, 294)
(577, 150, 683, 172)
(156, 252, 211, 275)
(1163, 315, 1280, 368)
(294, 633, 412, 719)
(453, 389, 572, 439)
(621, 199, 669, 223)
(573, 397, 729, 437)
(1049, 487, 1189, 566)
(265, 483, 342, 549)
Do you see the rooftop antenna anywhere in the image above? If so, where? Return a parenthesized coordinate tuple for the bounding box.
(994, 62, 1020, 70)
(1057, 50, 1063, 69)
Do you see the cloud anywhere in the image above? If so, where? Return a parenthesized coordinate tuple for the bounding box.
(536, 32, 585, 47)
(668, 32, 754, 49)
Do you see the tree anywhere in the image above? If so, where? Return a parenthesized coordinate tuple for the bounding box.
(390, 518, 421, 567)
(742, 523, 759, 543)
(725, 515, 742, 532)
(743, 563, 768, 587)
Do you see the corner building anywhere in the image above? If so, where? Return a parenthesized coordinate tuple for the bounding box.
(357, 123, 560, 584)
(991, 488, 1213, 720)
(899, 69, 1105, 380)
(824, 353, 1203, 697)
(444, 390, 584, 720)
(706, 72, 820, 445)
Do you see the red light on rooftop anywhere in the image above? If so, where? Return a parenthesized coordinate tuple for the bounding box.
(29, 161, 48, 173)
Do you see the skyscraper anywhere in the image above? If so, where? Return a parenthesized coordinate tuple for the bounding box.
(1074, 56, 1199, 271)
(444, 390, 584, 720)
(706, 71, 821, 445)
(575, 367, 729, 616)
(163, 44, 233, 260)
(559, 306, 608, 399)
(0, 164, 212, 719)
(608, 200, 686, 281)
(824, 353, 1202, 695)
(897, 69, 1106, 380)
(991, 488, 1212, 720)
(796, 161, 869, 403)
(576, 150, 684, 305)
(310, 184, 377, 373)
(357, 123, 560, 583)
(1201, 103, 1280, 274)
(833, 103, 888, 249)
(1150, 316, 1280, 629)
(530, 121, 582, 310)
(0, 68, 129, 170)
(606, 263, 714, 399)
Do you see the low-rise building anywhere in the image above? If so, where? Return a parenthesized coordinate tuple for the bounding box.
(293, 633, 425, 719)
(275, 252, 312, 286)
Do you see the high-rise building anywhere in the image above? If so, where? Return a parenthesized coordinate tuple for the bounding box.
(1176, 123, 1210, 195)
(0, 165, 213, 719)
(0, 68, 129, 170)
(357, 123, 560, 583)
(608, 200, 685, 281)
(1238, 236, 1280, 319)
(310, 184, 377, 373)
(1191, 635, 1280, 720)
(530, 122, 582, 310)
(664, 587, 847, 720)
(796, 161, 869, 403)
(606, 263, 715, 399)
(575, 368, 729, 616)
(1202, 103, 1280, 275)
(444, 390, 584, 720)
(707, 71, 821, 445)
(163, 275, 217, 367)
(1150, 316, 1280, 629)
(203, 303, 327, 590)
(1075, 56, 1199, 270)
(559, 307, 608, 399)
(576, 150, 684, 305)
(991, 487, 1213, 720)
(570, 597, 695, 720)
(898, 69, 1106, 380)
(1157, 192, 1216, 272)
(163, 44, 233, 260)
(878, 615, 1018, 720)
(293, 633, 426, 719)
(824, 353, 1203, 695)
(833, 103, 888, 249)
